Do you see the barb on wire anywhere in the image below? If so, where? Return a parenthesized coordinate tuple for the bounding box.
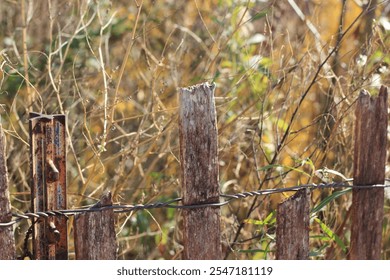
(1, 181, 390, 227)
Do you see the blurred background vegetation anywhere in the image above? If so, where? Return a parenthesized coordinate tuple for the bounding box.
(0, 0, 389, 259)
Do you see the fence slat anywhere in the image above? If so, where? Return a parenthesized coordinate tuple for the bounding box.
(276, 188, 310, 260)
(0, 124, 16, 260)
(74, 192, 117, 260)
(179, 82, 221, 259)
(350, 86, 388, 259)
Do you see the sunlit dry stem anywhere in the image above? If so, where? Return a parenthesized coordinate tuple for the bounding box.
(227, 5, 368, 256)
(287, 0, 331, 73)
(41, 4, 97, 102)
(108, 0, 144, 134)
(194, 0, 217, 44)
(48, 0, 65, 114)
(21, 0, 33, 111)
(47, 0, 58, 94)
(204, 0, 251, 76)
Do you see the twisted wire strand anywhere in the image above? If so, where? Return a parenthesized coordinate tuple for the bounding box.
(1, 181, 390, 227)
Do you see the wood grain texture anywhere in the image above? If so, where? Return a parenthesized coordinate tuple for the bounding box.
(179, 82, 221, 259)
(350, 86, 388, 259)
(0, 125, 16, 260)
(276, 188, 310, 260)
(74, 192, 117, 260)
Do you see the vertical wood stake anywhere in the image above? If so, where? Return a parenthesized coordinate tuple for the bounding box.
(350, 86, 388, 259)
(0, 124, 16, 259)
(179, 82, 221, 259)
(276, 188, 310, 259)
(74, 192, 117, 260)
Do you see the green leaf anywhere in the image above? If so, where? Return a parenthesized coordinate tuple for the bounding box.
(231, 6, 242, 27)
(225, 112, 237, 124)
(263, 211, 276, 225)
(245, 211, 276, 226)
(250, 10, 269, 22)
(276, 118, 288, 132)
(314, 218, 347, 253)
(258, 164, 311, 177)
(309, 244, 328, 257)
(310, 234, 331, 242)
(150, 171, 164, 183)
(311, 188, 351, 214)
(239, 249, 275, 253)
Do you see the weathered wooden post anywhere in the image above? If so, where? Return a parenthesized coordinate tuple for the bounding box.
(29, 113, 68, 259)
(0, 124, 16, 260)
(276, 188, 310, 259)
(350, 86, 388, 259)
(178, 82, 221, 259)
(73, 192, 117, 259)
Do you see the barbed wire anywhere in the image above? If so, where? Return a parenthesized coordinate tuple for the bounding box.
(1, 180, 390, 227)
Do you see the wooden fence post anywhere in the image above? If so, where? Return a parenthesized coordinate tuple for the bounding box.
(29, 113, 68, 259)
(276, 188, 310, 259)
(73, 192, 117, 260)
(179, 82, 221, 259)
(350, 86, 388, 259)
(0, 124, 16, 260)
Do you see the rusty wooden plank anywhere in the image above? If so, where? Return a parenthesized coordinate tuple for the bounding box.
(29, 113, 67, 259)
(276, 188, 310, 260)
(350, 86, 388, 259)
(45, 115, 67, 259)
(30, 113, 47, 259)
(179, 82, 221, 260)
(0, 124, 16, 260)
(74, 192, 117, 260)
